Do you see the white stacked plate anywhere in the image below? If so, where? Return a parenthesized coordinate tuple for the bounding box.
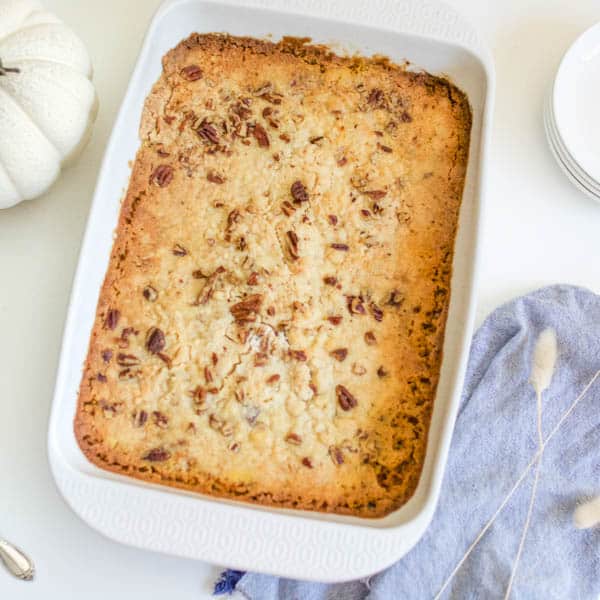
(544, 22, 600, 202)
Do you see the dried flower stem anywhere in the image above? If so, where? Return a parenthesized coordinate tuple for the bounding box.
(434, 365, 599, 600)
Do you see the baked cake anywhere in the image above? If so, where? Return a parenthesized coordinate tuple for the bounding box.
(75, 34, 472, 518)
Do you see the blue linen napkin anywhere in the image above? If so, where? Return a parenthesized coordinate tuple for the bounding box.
(215, 284, 600, 599)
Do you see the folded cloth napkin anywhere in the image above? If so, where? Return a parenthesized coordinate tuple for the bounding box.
(216, 284, 600, 599)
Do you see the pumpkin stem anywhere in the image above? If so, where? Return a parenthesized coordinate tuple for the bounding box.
(0, 58, 20, 76)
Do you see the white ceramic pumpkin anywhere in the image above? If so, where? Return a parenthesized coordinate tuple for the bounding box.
(0, 0, 97, 208)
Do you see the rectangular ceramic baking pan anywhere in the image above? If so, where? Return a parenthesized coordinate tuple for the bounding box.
(49, 0, 494, 581)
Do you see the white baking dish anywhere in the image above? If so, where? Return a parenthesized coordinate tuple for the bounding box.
(48, 0, 494, 581)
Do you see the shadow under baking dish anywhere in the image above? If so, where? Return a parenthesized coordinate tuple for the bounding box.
(48, 0, 494, 581)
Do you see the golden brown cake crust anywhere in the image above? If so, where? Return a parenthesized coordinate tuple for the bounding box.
(75, 33, 471, 518)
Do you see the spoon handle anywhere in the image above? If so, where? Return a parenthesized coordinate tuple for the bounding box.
(0, 539, 34, 581)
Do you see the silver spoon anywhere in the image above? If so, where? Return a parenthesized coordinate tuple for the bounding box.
(0, 538, 34, 580)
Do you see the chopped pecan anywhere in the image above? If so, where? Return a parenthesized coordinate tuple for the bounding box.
(290, 350, 307, 361)
(367, 88, 385, 107)
(336, 385, 358, 411)
(285, 230, 299, 260)
(254, 353, 269, 367)
(370, 303, 384, 322)
(142, 447, 170, 462)
(151, 165, 174, 187)
(211, 352, 218, 366)
(230, 294, 263, 323)
(291, 180, 309, 203)
(232, 101, 252, 120)
(208, 414, 223, 432)
(267, 306, 276, 316)
(364, 331, 377, 345)
(331, 243, 349, 251)
(172, 243, 188, 256)
(247, 271, 259, 286)
(229, 442, 241, 453)
(330, 348, 348, 362)
(327, 315, 343, 325)
(143, 285, 158, 302)
(266, 374, 280, 385)
(310, 136, 324, 144)
(377, 366, 389, 378)
(196, 120, 219, 143)
(253, 82, 273, 96)
(281, 200, 296, 216)
(387, 289, 404, 306)
(192, 269, 206, 279)
(207, 171, 225, 184)
(132, 410, 148, 428)
(364, 190, 387, 200)
(157, 352, 172, 368)
(337, 156, 348, 166)
(189, 385, 206, 406)
(378, 143, 393, 153)
(251, 123, 270, 147)
(361, 209, 371, 218)
(285, 433, 302, 445)
(204, 366, 213, 384)
(323, 276, 337, 286)
(327, 214, 338, 225)
(400, 110, 413, 123)
(118, 368, 137, 380)
(301, 457, 313, 468)
(197, 285, 215, 306)
(352, 363, 367, 376)
(347, 296, 366, 315)
(225, 208, 241, 240)
(117, 353, 139, 367)
(195, 266, 225, 305)
(97, 373, 107, 383)
(146, 328, 165, 354)
(180, 64, 203, 80)
(152, 411, 169, 428)
(329, 445, 345, 465)
(100, 399, 121, 417)
(116, 327, 137, 349)
(279, 133, 291, 142)
(101, 349, 113, 363)
(121, 327, 136, 341)
(104, 309, 120, 331)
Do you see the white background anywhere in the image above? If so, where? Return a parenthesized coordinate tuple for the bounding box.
(1, 0, 600, 598)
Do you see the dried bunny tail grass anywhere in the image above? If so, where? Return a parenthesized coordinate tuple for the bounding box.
(529, 328, 558, 395)
(505, 329, 559, 599)
(435, 368, 600, 600)
(574, 496, 600, 529)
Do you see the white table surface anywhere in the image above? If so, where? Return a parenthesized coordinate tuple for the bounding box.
(1, 0, 599, 597)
